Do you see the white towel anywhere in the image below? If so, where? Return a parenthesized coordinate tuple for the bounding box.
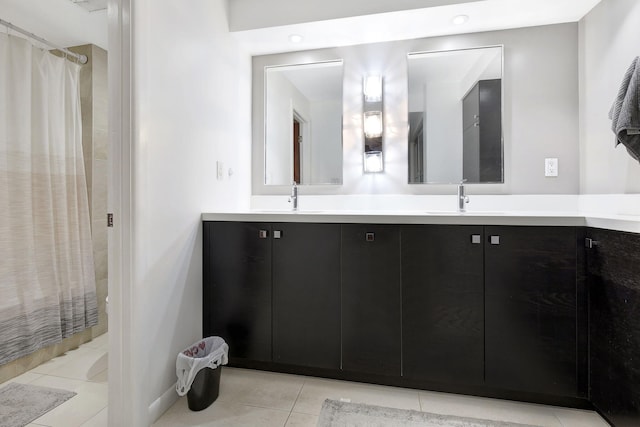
(609, 56, 640, 162)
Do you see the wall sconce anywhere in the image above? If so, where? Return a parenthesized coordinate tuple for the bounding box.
(363, 75, 384, 173)
(363, 75, 383, 102)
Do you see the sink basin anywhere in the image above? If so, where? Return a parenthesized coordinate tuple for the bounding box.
(250, 210, 324, 214)
(424, 211, 504, 215)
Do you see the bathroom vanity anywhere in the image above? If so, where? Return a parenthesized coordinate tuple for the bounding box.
(202, 211, 640, 425)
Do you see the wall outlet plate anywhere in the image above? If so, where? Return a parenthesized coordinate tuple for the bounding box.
(545, 158, 558, 177)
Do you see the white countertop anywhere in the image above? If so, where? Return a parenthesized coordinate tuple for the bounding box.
(201, 210, 640, 233)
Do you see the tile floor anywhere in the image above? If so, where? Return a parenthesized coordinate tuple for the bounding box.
(154, 368, 611, 427)
(1, 334, 611, 427)
(0, 333, 108, 427)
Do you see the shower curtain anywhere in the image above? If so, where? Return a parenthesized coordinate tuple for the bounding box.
(0, 34, 98, 365)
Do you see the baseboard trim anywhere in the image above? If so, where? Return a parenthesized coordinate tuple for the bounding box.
(149, 382, 178, 424)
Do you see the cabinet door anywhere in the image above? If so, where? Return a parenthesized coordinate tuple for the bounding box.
(341, 224, 401, 376)
(588, 228, 640, 427)
(402, 225, 484, 385)
(485, 226, 577, 396)
(272, 223, 341, 369)
(203, 222, 272, 362)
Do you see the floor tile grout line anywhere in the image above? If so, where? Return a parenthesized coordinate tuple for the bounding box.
(276, 377, 307, 426)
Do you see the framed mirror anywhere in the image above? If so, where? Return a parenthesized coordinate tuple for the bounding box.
(407, 46, 503, 184)
(264, 60, 343, 186)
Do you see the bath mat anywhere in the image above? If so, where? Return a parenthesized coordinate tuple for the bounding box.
(0, 382, 76, 427)
(317, 399, 542, 427)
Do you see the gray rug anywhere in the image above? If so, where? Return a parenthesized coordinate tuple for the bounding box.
(0, 382, 76, 427)
(317, 399, 542, 427)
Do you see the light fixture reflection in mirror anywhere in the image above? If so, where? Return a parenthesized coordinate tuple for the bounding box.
(363, 75, 384, 173)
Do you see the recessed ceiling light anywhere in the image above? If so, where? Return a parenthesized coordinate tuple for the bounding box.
(452, 15, 469, 25)
(288, 34, 303, 43)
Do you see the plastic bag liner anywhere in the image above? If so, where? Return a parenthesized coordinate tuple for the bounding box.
(176, 336, 228, 396)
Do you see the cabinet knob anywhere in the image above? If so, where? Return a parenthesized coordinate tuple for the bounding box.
(274, 230, 282, 239)
(365, 232, 375, 242)
(258, 230, 269, 239)
(490, 235, 500, 245)
(471, 234, 481, 244)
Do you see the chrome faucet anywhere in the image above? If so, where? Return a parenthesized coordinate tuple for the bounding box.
(288, 181, 298, 211)
(457, 180, 469, 212)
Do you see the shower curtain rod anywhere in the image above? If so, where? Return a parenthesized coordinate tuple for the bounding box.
(0, 18, 88, 64)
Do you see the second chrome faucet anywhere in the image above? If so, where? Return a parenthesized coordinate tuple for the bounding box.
(457, 180, 469, 212)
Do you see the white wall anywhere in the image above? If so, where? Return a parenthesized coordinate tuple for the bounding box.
(310, 99, 342, 184)
(579, 0, 640, 194)
(425, 81, 463, 183)
(265, 71, 310, 185)
(253, 23, 579, 195)
(128, 0, 251, 425)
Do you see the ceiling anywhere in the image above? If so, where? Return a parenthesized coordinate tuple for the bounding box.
(0, 0, 107, 50)
(231, 0, 602, 55)
(0, 0, 600, 58)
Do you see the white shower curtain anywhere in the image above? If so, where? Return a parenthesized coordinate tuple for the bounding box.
(0, 34, 98, 365)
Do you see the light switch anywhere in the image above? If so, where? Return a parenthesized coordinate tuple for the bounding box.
(545, 158, 558, 177)
(216, 161, 224, 180)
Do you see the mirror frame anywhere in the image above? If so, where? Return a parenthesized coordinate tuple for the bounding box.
(406, 44, 505, 185)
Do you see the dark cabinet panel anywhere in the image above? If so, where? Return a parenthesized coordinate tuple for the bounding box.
(203, 222, 272, 362)
(402, 225, 484, 385)
(341, 224, 401, 376)
(463, 79, 502, 183)
(272, 223, 341, 369)
(588, 228, 640, 427)
(485, 226, 578, 396)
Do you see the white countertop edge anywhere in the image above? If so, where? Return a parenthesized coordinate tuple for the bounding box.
(202, 211, 640, 232)
(202, 211, 588, 227)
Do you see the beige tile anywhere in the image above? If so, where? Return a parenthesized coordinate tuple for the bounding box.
(93, 248, 108, 281)
(83, 333, 108, 350)
(216, 367, 304, 412)
(553, 407, 611, 426)
(31, 347, 107, 381)
(88, 368, 107, 384)
(293, 376, 421, 416)
(30, 375, 87, 392)
(79, 406, 108, 427)
(153, 398, 289, 427)
(31, 381, 108, 427)
(419, 390, 563, 427)
(91, 159, 107, 217)
(285, 412, 318, 427)
(93, 127, 108, 160)
(3, 371, 44, 385)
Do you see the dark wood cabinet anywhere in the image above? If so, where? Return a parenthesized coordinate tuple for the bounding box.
(485, 226, 580, 397)
(203, 220, 589, 409)
(272, 223, 341, 369)
(463, 79, 502, 183)
(341, 224, 401, 376)
(587, 228, 640, 427)
(402, 225, 484, 385)
(203, 221, 272, 362)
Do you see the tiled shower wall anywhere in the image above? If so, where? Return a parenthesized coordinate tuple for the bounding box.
(0, 44, 108, 383)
